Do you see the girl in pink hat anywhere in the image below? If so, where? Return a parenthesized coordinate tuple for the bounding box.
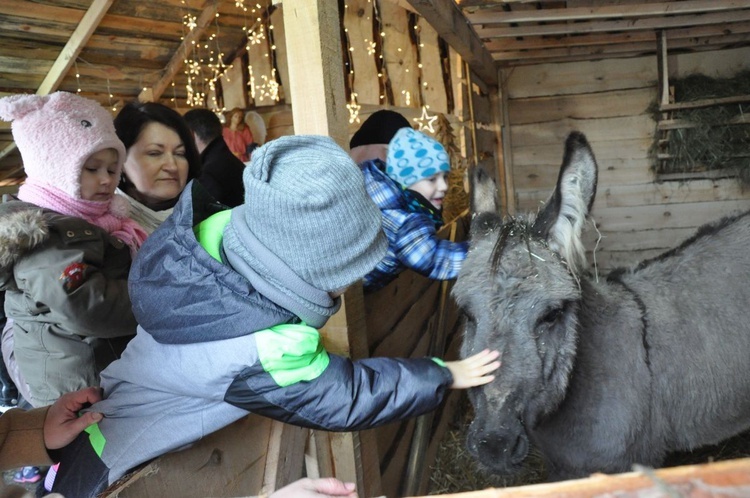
(0, 91, 146, 486)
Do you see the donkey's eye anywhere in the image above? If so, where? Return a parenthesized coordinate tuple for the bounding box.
(539, 307, 563, 327)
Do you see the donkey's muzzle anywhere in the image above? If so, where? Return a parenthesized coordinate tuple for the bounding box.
(466, 424, 529, 473)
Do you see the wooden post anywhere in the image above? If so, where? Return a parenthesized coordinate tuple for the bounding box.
(499, 68, 515, 216)
(280, 1, 382, 496)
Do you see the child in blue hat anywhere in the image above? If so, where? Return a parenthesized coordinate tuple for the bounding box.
(362, 127, 469, 291)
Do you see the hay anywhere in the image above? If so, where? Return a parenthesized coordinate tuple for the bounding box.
(655, 70, 750, 185)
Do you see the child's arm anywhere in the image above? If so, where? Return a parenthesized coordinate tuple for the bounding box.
(222, 326, 500, 432)
(394, 213, 469, 281)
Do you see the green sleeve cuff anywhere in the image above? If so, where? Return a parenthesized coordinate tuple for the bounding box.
(255, 323, 330, 387)
(431, 357, 446, 367)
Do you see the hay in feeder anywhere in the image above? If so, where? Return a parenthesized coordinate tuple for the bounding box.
(655, 70, 750, 185)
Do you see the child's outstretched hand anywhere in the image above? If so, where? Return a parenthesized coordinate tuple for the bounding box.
(445, 349, 500, 389)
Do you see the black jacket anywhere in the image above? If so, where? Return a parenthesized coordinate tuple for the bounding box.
(198, 137, 246, 207)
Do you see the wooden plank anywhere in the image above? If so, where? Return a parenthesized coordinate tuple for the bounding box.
(509, 115, 655, 147)
(365, 272, 433, 347)
(220, 57, 247, 110)
(418, 16, 448, 114)
(483, 21, 750, 53)
(601, 179, 748, 208)
(246, 16, 277, 107)
(508, 88, 656, 125)
(370, 283, 440, 358)
(281, 0, 349, 143)
(0, 0, 112, 162)
(419, 458, 750, 497)
(505, 56, 656, 99)
(344, 0, 380, 106)
(281, 4, 381, 496)
(37, 0, 113, 95)
(111, 415, 275, 497)
(670, 46, 750, 79)
(468, 0, 749, 24)
(589, 200, 749, 232)
(404, 0, 498, 87)
(476, 10, 750, 39)
(269, 7, 291, 105)
(380, 1, 420, 108)
(581, 226, 701, 253)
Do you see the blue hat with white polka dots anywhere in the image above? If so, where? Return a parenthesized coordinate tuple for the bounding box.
(386, 128, 450, 188)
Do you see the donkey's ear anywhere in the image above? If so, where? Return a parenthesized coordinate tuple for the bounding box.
(469, 166, 503, 237)
(531, 132, 598, 271)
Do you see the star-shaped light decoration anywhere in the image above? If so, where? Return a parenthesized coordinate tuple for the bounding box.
(366, 40, 377, 56)
(346, 93, 361, 124)
(249, 28, 265, 45)
(184, 14, 197, 31)
(413, 105, 437, 133)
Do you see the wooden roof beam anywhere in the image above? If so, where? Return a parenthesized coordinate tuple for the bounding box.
(466, 0, 750, 25)
(138, 1, 219, 102)
(404, 0, 498, 88)
(477, 9, 750, 38)
(0, 0, 113, 163)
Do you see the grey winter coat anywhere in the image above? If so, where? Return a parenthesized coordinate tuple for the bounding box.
(0, 201, 136, 407)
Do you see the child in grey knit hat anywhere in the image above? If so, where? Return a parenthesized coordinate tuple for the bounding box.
(51, 135, 500, 498)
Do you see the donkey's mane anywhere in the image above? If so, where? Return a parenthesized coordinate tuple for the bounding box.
(608, 209, 750, 281)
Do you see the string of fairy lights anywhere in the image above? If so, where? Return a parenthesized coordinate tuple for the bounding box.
(72, 0, 438, 133)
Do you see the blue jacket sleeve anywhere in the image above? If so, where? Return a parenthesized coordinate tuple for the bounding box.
(224, 354, 453, 431)
(394, 212, 469, 281)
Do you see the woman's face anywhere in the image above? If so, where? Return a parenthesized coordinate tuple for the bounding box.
(230, 112, 243, 127)
(122, 122, 189, 206)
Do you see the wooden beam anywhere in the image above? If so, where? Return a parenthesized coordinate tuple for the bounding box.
(280, 3, 382, 497)
(138, 1, 219, 102)
(0, 0, 113, 163)
(483, 20, 750, 52)
(37, 0, 113, 95)
(404, 0, 498, 88)
(465, 0, 750, 25)
(490, 31, 750, 65)
(477, 9, 750, 38)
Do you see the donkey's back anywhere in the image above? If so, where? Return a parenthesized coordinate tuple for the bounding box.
(615, 210, 750, 452)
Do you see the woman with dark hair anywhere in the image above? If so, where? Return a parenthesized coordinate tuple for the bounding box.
(115, 101, 201, 232)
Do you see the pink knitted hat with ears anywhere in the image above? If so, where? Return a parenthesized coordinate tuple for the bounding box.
(0, 91, 126, 199)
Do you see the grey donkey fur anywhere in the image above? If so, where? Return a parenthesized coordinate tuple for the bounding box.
(454, 131, 750, 480)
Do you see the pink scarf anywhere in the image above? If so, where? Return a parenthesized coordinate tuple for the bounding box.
(18, 179, 148, 257)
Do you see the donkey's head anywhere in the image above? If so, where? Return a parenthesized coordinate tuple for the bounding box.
(454, 131, 598, 474)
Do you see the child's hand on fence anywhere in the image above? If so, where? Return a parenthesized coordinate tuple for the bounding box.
(445, 349, 500, 389)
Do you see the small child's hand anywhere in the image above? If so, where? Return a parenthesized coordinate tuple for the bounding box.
(445, 349, 500, 389)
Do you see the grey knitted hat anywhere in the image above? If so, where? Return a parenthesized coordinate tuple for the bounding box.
(228, 135, 387, 292)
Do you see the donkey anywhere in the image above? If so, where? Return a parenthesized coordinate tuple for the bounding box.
(454, 131, 750, 481)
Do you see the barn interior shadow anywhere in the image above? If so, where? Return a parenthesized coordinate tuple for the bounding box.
(428, 393, 750, 494)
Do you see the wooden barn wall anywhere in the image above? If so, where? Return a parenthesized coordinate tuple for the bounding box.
(214, 1, 486, 175)
(504, 46, 750, 272)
